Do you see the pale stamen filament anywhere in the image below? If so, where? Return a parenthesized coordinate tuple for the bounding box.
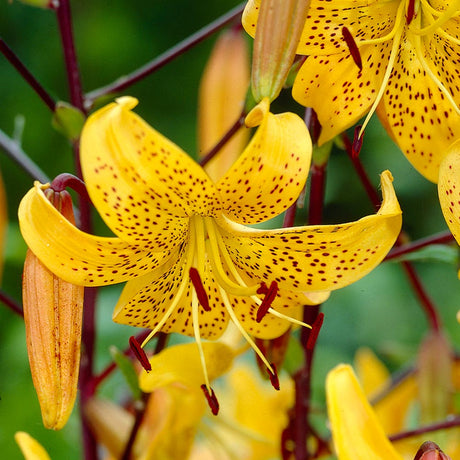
(267, 307, 312, 329)
(437, 27, 460, 46)
(191, 288, 212, 392)
(419, 0, 441, 17)
(141, 226, 197, 348)
(358, 24, 405, 138)
(219, 286, 274, 374)
(204, 218, 259, 296)
(413, 0, 460, 35)
(412, 33, 460, 116)
(358, 1, 406, 46)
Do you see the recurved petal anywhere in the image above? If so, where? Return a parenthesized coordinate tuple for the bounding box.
(81, 97, 221, 249)
(113, 250, 229, 339)
(217, 100, 311, 224)
(19, 183, 173, 286)
(139, 342, 235, 392)
(438, 142, 460, 252)
(219, 171, 401, 292)
(381, 37, 460, 183)
(326, 364, 404, 460)
(293, 42, 392, 145)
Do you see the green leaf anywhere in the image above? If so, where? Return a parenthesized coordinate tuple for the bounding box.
(109, 346, 142, 400)
(51, 102, 86, 141)
(389, 245, 459, 265)
(16, 0, 51, 8)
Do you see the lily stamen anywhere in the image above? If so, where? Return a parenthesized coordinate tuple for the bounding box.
(256, 280, 279, 322)
(189, 267, 210, 311)
(129, 336, 152, 372)
(267, 363, 280, 391)
(406, 0, 416, 24)
(201, 384, 219, 416)
(342, 27, 362, 71)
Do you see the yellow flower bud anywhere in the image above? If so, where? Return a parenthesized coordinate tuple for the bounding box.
(198, 28, 250, 181)
(22, 188, 84, 430)
(14, 432, 51, 460)
(246, 0, 310, 102)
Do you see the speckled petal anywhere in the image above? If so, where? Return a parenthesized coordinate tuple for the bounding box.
(293, 43, 392, 145)
(230, 287, 304, 340)
(217, 104, 311, 224)
(80, 97, 221, 250)
(438, 141, 460, 252)
(19, 183, 172, 286)
(381, 35, 460, 183)
(243, 0, 399, 56)
(326, 365, 404, 460)
(218, 170, 401, 291)
(113, 251, 229, 340)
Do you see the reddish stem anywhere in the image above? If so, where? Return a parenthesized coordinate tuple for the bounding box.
(84, 3, 245, 107)
(342, 131, 443, 332)
(389, 415, 460, 442)
(0, 39, 56, 112)
(385, 231, 454, 261)
(54, 0, 85, 112)
(0, 290, 23, 317)
(308, 162, 327, 226)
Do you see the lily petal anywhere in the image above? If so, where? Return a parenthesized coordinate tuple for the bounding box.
(326, 364, 404, 460)
(381, 37, 460, 183)
(293, 44, 391, 145)
(139, 342, 234, 392)
(80, 96, 221, 249)
(19, 183, 172, 286)
(219, 170, 401, 291)
(217, 101, 312, 224)
(438, 140, 460, 256)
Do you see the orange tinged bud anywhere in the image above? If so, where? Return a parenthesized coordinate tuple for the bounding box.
(22, 189, 84, 430)
(248, 0, 311, 102)
(417, 332, 454, 425)
(198, 28, 250, 181)
(414, 441, 452, 460)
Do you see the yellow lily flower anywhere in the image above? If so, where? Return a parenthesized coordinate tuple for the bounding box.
(19, 96, 401, 392)
(243, 0, 460, 183)
(15, 432, 51, 460)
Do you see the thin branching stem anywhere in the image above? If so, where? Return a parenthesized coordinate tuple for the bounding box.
(0, 290, 23, 317)
(84, 2, 246, 108)
(389, 415, 460, 442)
(0, 39, 56, 112)
(0, 130, 49, 183)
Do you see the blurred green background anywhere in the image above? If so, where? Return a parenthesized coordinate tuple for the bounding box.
(1, 0, 459, 458)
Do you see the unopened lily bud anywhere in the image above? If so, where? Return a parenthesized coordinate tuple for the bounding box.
(414, 441, 452, 460)
(198, 28, 250, 181)
(245, 0, 310, 102)
(417, 331, 454, 425)
(22, 188, 84, 430)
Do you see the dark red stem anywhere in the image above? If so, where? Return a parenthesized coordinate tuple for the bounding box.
(199, 110, 246, 167)
(0, 290, 23, 317)
(54, 0, 85, 112)
(0, 39, 56, 112)
(84, 3, 245, 107)
(389, 415, 460, 442)
(343, 131, 442, 332)
(308, 162, 327, 226)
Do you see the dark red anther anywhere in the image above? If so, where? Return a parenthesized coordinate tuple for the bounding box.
(342, 27, 362, 71)
(256, 280, 279, 322)
(129, 336, 151, 372)
(352, 125, 363, 158)
(201, 384, 219, 415)
(267, 362, 280, 390)
(189, 267, 210, 311)
(406, 0, 416, 25)
(306, 312, 324, 351)
(50, 173, 92, 204)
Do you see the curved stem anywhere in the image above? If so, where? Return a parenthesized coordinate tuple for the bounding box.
(0, 289, 23, 317)
(0, 39, 56, 112)
(389, 415, 460, 442)
(84, 3, 245, 108)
